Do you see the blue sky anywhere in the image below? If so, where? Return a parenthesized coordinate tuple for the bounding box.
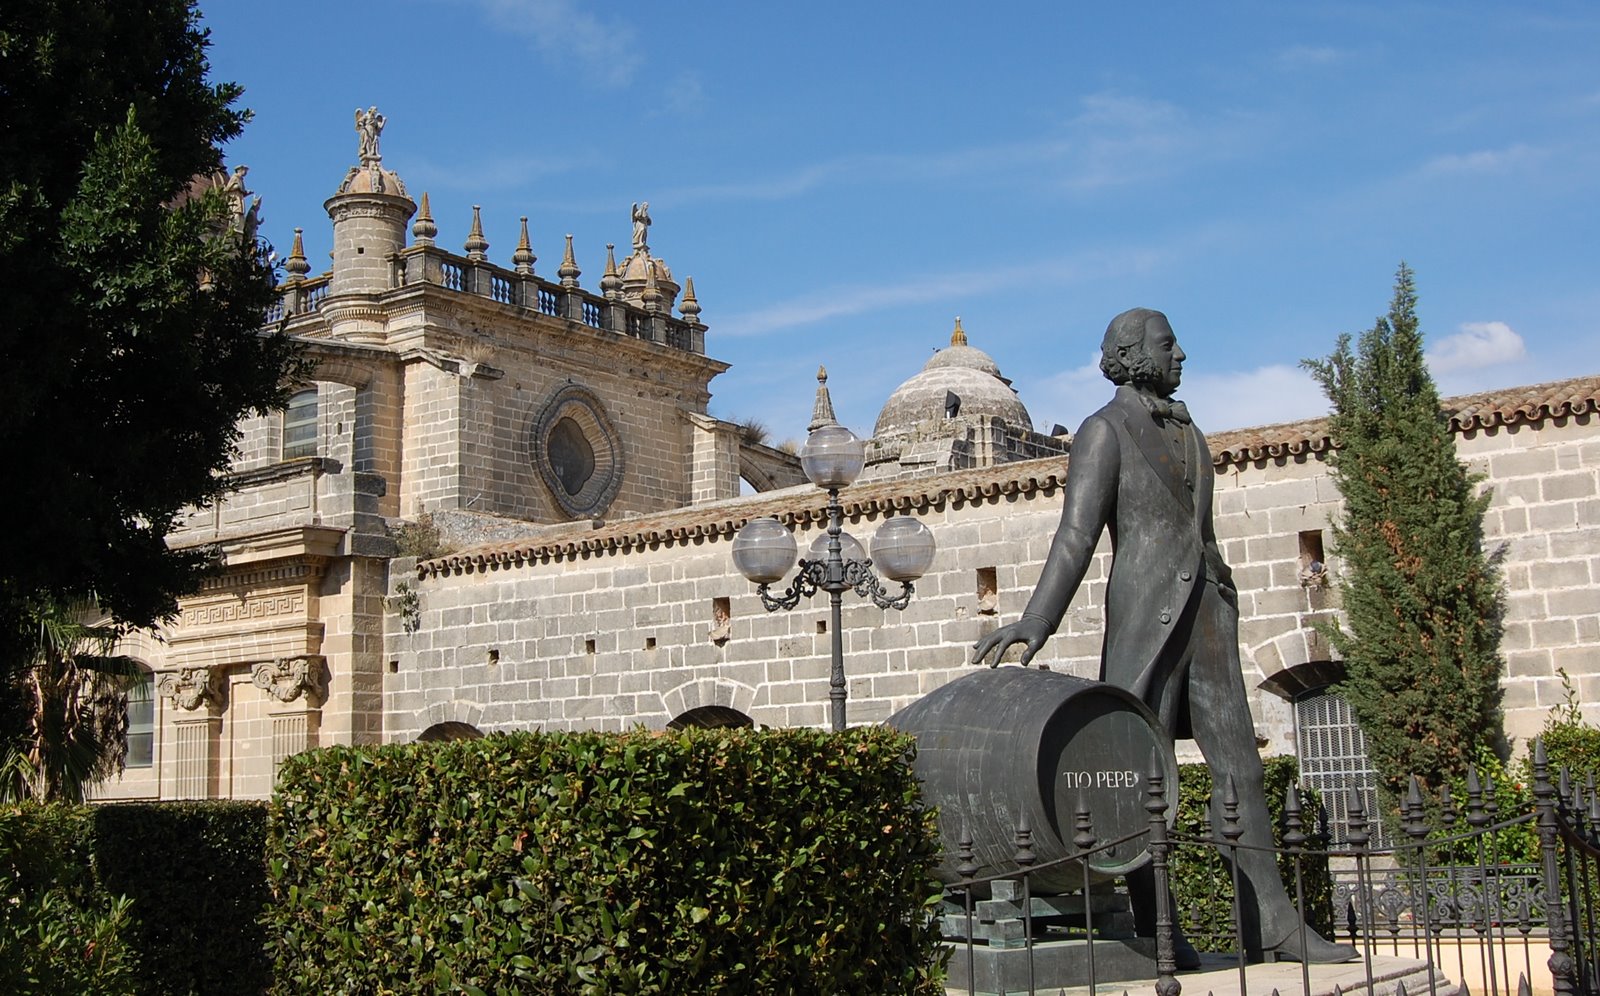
(203, 1, 1600, 447)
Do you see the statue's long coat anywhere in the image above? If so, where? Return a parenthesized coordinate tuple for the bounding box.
(1023, 385, 1236, 739)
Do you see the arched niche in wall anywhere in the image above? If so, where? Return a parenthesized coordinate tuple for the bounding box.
(530, 382, 625, 519)
(417, 721, 484, 742)
(667, 706, 754, 731)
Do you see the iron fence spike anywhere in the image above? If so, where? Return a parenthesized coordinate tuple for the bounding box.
(1517, 972, 1532, 996)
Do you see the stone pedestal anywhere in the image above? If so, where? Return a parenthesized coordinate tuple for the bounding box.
(941, 882, 1155, 991)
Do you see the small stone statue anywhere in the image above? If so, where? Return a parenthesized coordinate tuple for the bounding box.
(972, 308, 1356, 966)
(631, 201, 651, 253)
(221, 164, 250, 229)
(355, 106, 386, 164)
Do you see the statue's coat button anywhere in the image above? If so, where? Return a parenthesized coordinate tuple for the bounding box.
(1180, 570, 1192, 582)
(1159, 610, 1172, 624)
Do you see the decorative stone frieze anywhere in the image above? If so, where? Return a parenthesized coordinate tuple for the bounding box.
(251, 654, 328, 706)
(157, 667, 223, 711)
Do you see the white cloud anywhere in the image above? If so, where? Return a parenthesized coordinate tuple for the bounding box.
(1426, 320, 1528, 374)
(1022, 324, 1529, 438)
(1030, 353, 1111, 433)
(717, 248, 1165, 338)
(1030, 362, 1330, 438)
(1179, 365, 1331, 432)
(1051, 92, 1256, 193)
(475, 0, 641, 87)
(663, 72, 706, 117)
(654, 139, 1077, 207)
(1272, 45, 1350, 70)
(647, 91, 1250, 209)
(1420, 144, 1544, 176)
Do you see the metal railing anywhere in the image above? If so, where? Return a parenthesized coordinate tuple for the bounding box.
(941, 740, 1600, 996)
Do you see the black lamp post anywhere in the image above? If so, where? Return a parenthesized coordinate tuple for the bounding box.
(731, 422, 936, 732)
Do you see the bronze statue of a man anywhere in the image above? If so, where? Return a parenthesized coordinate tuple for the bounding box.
(973, 307, 1354, 965)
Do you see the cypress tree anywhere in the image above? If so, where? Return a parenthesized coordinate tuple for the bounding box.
(1303, 264, 1505, 796)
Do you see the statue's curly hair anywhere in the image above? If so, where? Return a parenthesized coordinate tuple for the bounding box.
(1099, 307, 1166, 386)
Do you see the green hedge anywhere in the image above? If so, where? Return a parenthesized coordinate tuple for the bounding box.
(94, 802, 271, 996)
(265, 727, 946, 995)
(0, 804, 141, 996)
(0, 801, 269, 996)
(1170, 757, 1335, 953)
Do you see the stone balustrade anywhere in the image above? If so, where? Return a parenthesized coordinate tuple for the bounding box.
(269, 244, 704, 354)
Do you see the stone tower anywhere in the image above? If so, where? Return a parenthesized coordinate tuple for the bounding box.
(323, 106, 415, 341)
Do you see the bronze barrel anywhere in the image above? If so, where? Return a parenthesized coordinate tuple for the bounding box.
(886, 667, 1178, 895)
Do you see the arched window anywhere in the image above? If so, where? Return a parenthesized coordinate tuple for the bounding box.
(283, 388, 318, 460)
(126, 670, 154, 768)
(1294, 688, 1389, 846)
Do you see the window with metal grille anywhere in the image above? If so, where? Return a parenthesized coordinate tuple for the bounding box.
(1294, 688, 1389, 847)
(283, 389, 318, 459)
(126, 672, 154, 768)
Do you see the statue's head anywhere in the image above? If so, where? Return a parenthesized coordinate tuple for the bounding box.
(1100, 307, 1180, 393)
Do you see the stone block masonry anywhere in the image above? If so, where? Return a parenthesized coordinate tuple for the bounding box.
(395, 383, 1600, 761)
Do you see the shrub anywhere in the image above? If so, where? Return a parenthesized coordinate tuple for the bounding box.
(0, 801, 269, 996)
(0, 804, 141, 995)
(93, 801, 271, 996)
(265, 727, 945, 995)
(1170, 757, 1334, 953)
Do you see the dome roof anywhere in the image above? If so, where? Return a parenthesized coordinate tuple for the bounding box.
(924, 342, 1004, 378)
(335, 163, 410, 200)
(873, 318, 1032, 437)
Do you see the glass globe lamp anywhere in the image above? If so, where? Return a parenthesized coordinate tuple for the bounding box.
(806, 530, 867, 566)
(731, 517, 797, 584)
(800, 423, 866, 489)
(871, 516, 937, 582)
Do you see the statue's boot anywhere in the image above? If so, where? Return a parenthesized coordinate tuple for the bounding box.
(1234, 843, 1357, 964)
(1126, 864, 1202, 970)
(1262, 923, 1357, 964)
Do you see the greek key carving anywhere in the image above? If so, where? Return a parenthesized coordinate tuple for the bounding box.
(181, 593, 305, 628)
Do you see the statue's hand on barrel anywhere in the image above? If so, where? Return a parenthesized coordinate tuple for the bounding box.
(970, 613, 1055, 668)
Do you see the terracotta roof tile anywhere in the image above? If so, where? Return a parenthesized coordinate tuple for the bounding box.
(1207, 373, 1600, 465)
(419, 373, 1600, 578)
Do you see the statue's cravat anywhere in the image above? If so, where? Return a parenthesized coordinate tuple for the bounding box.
(1140, 395, 1191, 425)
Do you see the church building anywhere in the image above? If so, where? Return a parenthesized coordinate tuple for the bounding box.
(95, 114, 1600, 842)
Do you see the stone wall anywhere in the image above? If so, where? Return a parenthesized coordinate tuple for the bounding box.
(389, 404, 1600, 761)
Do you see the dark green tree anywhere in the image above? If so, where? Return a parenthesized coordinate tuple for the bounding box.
(0, 595, 139, 803)
(0, 3, 301, 650)
(1303, 264, 1505, 797)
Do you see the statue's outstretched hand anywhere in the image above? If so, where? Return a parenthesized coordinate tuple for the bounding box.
(971, 614, 1054, 668)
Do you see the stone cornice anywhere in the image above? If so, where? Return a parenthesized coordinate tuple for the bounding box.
(1207, 374, 1600, 467)
(224, 456, 341, 490)
(193, 561, 326, 593)
(174, 525, 347, 592)
(418, 463, 1066, 579)
(417, 373, 1600, 580)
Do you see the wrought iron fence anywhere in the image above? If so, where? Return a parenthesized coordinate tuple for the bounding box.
(940, 740, 1600, 996)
